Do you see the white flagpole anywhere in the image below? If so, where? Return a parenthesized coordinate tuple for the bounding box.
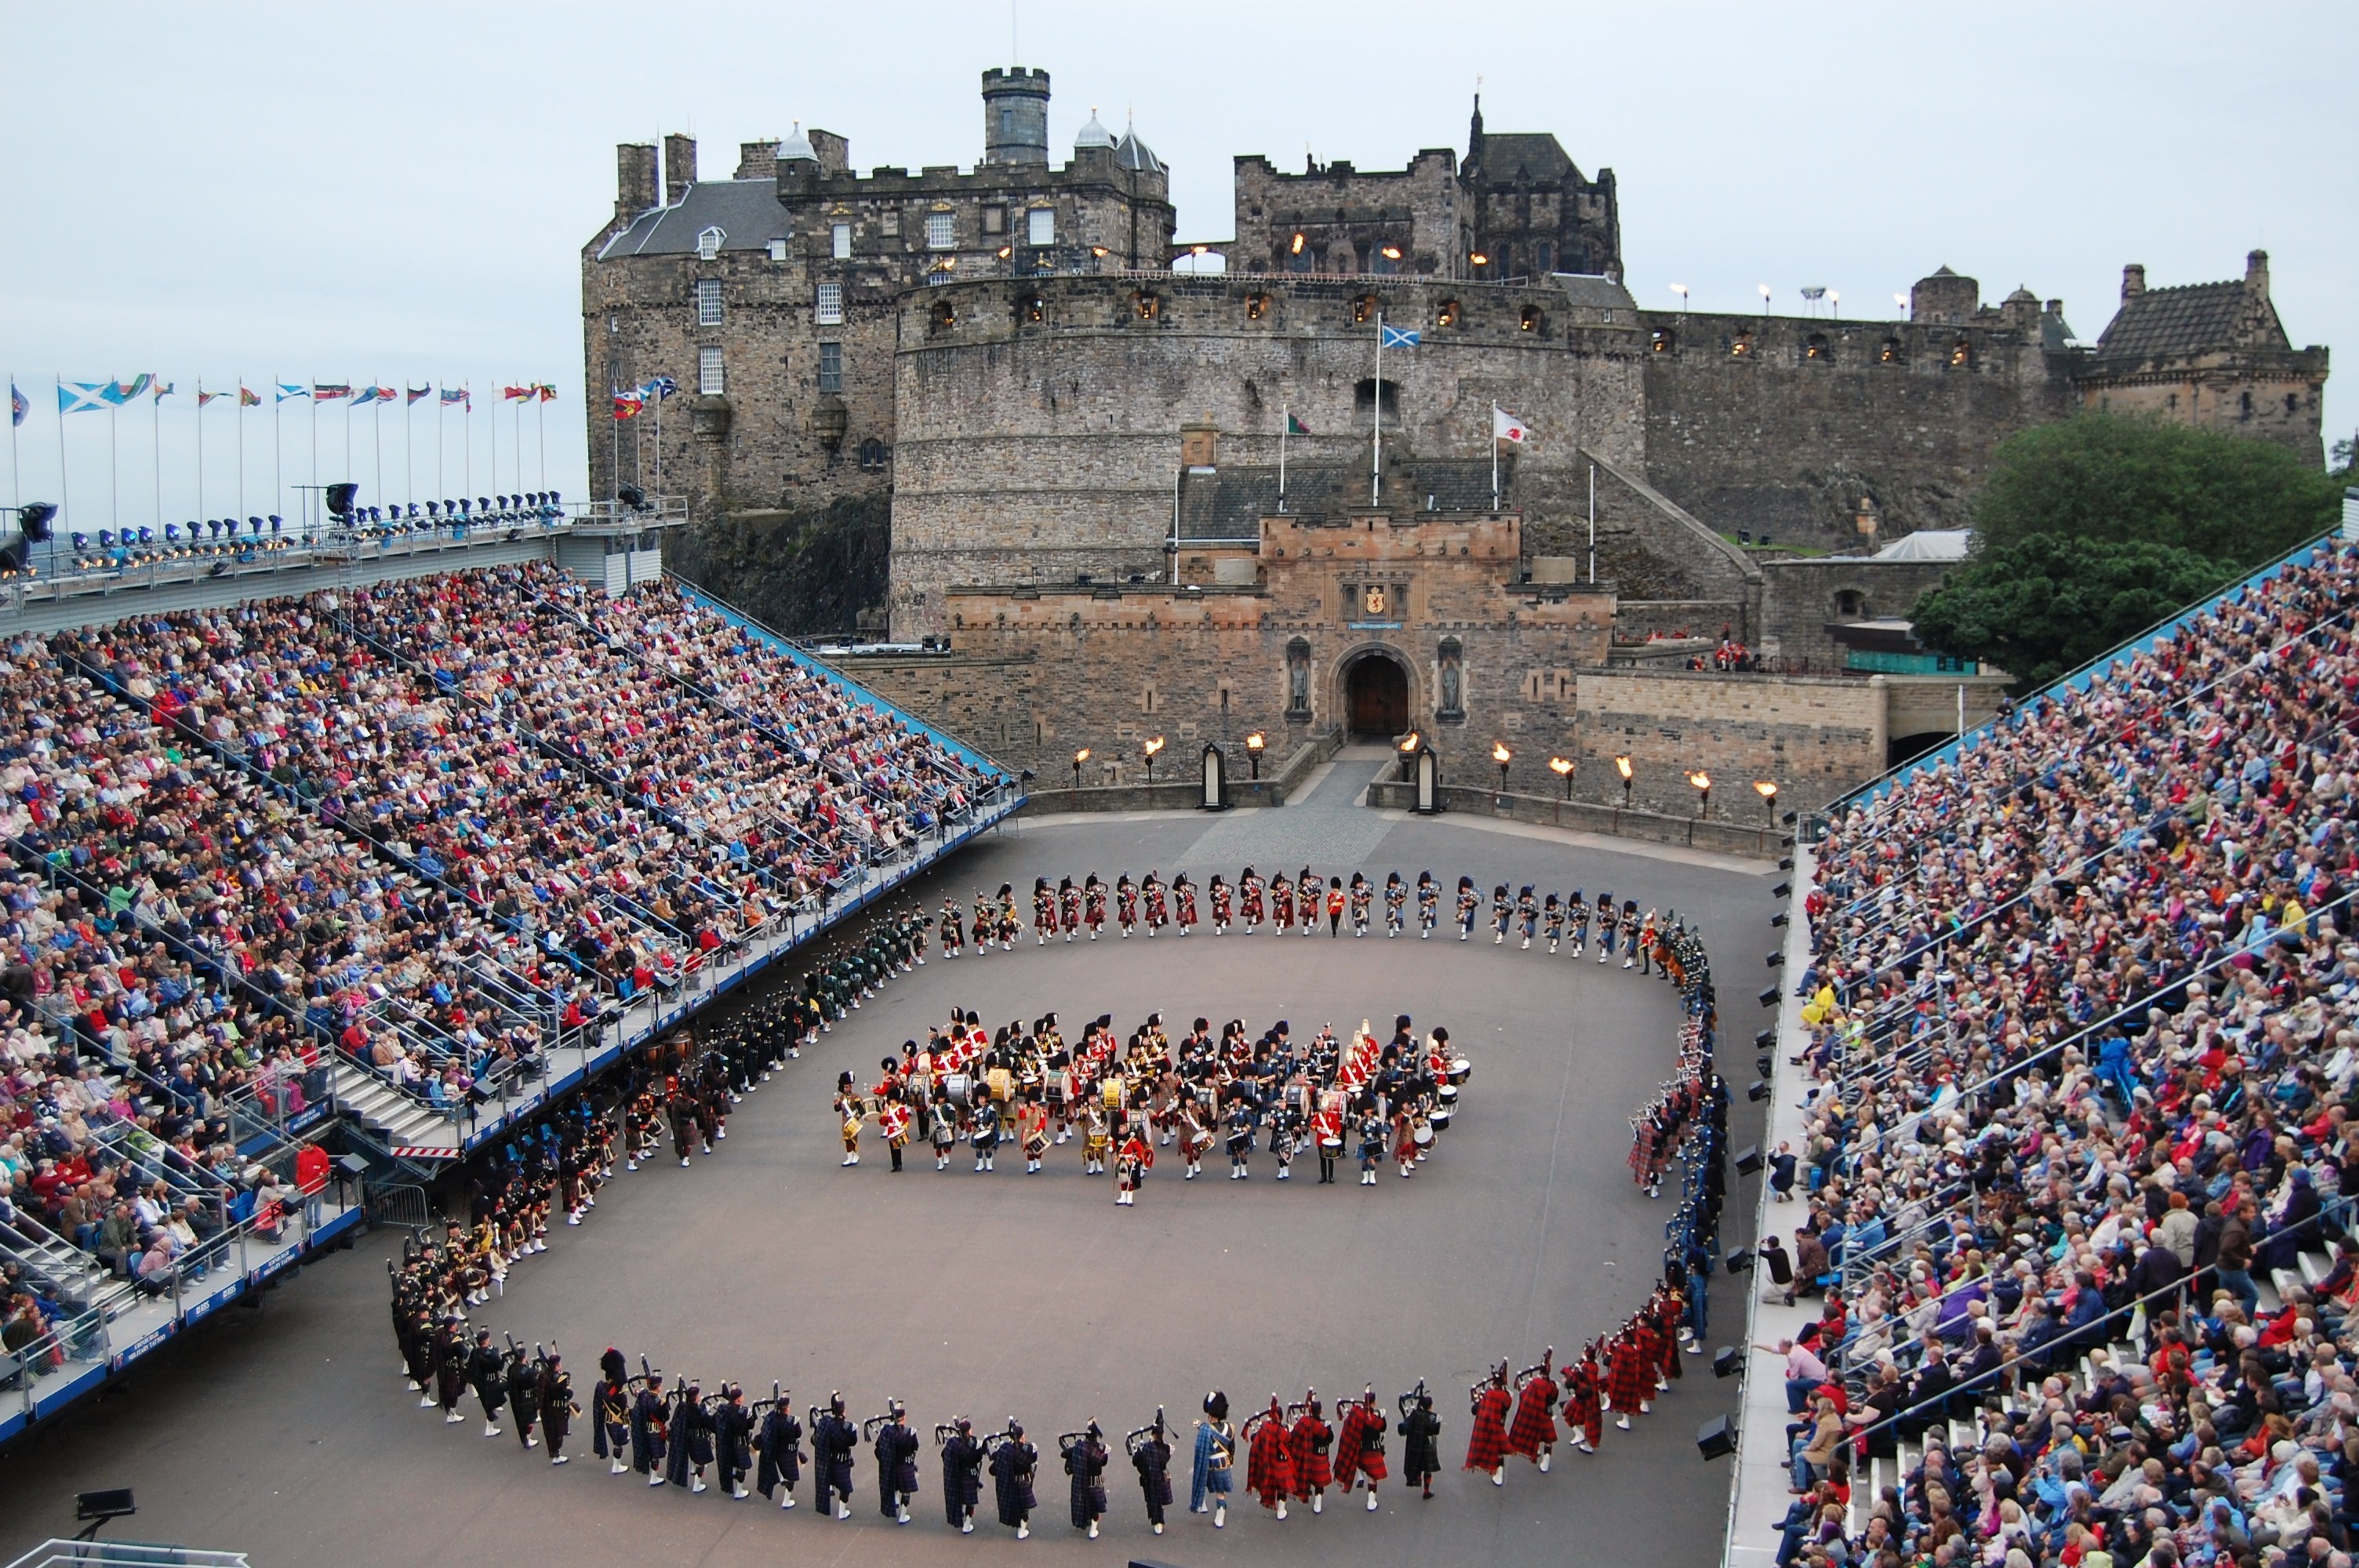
(154, 381, 165, 528)
(652, 387, 662, 494)
(463, 384, 472, 499)
(54, 379, 70, 536)
(191, 383, 201, 527)
(308, 387, 318, 534)
(1371, 315, 1383, 507)
(235, 377, 245, 521)
(272, 378, 282, 532)
(437, 393, 445, 503)
(1278, 407, 1288, 514)
(512, 389, 522, 495)
(612, 392, 621, 503)
(108, 401, 118, 532)
(372, 386, 383, 509)
(6, 371, 16, 513)
(1492, 410, 1499, 514)
(537, 394, 546, 489)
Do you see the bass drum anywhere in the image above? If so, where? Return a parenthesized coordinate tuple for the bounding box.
(943, 1072, 972, 1106)
(987, 1066, 1014, 1104)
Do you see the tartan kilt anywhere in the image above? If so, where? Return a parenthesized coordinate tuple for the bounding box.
(1463, 1388, 1511, 1471)
(1246, 1419, 1295, 1506)
(1505, 1381, 1559, 1457)
(1289, 1419, 1333, 1492)
(1349, 1406, 1389, 1482)
(1606, 1342, 1652, 1412)
(1561, 1371, 1602, 1440)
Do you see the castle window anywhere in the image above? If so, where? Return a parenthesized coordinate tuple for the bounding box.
(1027, 207, 1055, 247)
(1519, 304, 1543, 334)
(1878, 337, 1902, 365)
(1948, 338, 1972, 368)
(1132, 291, 1161, 321)
(1372, 244, 1400, 276)
(1245, 293, 1269, 321)
(857, 437, 889, 471)
(1436, 299, 1459, 328)
(831, 222, 852, 260)
(932, 299, 957, 331)
(1805, 332, 1830, 361)
(817, 341, 843, 393)
(1288, 245, 1313, 274)
(2286, 393, 2299, 415)
(696, 226, 725, 260)
(1834, 590, 1866, 619)
(1649, 328, 1674, 354)
(880, 209, 900, 238)
(983, 205, 1005, 235)
(695, 278, 723, 326)
(1353, 378, 1401, 416)
(766, 238, 789, 263)
(697, 346, 724, 395)
(2240, 390, 2253, 418)
(815, 281, 844, 325)
(1023, 294, 1046, 325)
(1730, 332, 1753, 358)
(1536, 240, 1554, 274)
(926, 211, 956, 250)
(1352, 294, 1378, 324)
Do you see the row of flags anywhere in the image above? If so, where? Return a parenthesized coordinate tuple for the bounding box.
(611, 376, 678, 420)
(20, 379, 561, 424)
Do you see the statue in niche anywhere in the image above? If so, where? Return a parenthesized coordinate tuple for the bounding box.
(1286, 639, 1313, 715)
(1437, 638, 1464, 720)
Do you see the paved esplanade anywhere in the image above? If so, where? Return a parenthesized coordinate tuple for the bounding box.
(0, 753, 1777, 1567)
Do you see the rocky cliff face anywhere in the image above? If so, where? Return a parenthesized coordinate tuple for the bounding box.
(667, 492, 891, 635)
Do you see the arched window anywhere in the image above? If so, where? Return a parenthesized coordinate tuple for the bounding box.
(1948, 337, 1972, 368)
(1132, 291, 1161, 321)
(1878, 337, 1903, 365)
(1649, 328, 1675, 354)
(931, 299, 957, 332)
(1245, 292, 1270, 321)
(1519, 304, 1543, 335)
(1352, 293, 1379, 325)
(1353, 379, 1401, 417)
(1730, 332, 1753, 358)
(1834, 590, 1866, 619)
(1436, 299, 1460, 329)
(856, 437, 890, 471)
(1805, 333, 1831, 361)
(1021, 294, 1046, 325)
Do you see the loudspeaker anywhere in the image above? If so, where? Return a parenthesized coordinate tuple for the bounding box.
(1696, 1416, 1736, 1461)
(1754, 1029, 1774, 1052)
(1770, 912, 1788, 927)
(1777, 856, 1794, 870)
(336, 1152, 371, 1177)
(1765, 951, 1783, 968)
(1734, 1145, 1763, 1175)
(17, 502, 56, 542)
(1757, 1054, 1773, 1077)
(1770, 882, 1790, 898)
(1757, 987, 1778, 1008)
(325, 482, 359, 517)
(1712, 1345, 1742, 1378)
(1725, 1246, 1754, 1272)
(1747, 1080, 1768, 1102)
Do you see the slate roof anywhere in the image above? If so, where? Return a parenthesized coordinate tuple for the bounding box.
(1550, 274, 1637, 310)
(2094, 279, 2284, 361)
(1471, 132, 1577, 186)
(598, 181, 789, 260)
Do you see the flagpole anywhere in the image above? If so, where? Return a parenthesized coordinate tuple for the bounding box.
(54, 379, 70, 537)
(1371, 314, 1383, 507)
(512, 389, 522, 495)
(402, 390, 412, 509)
(154, 381, 165, 528)
(272, 377, 282, 534)
(235, 377, 245, 521)
(108, 402, 118, 533)
(1278, 407, 1288, 514)
(309, 387, 318, 535)
(191, 382, 201, 528)
(537, 394, 546, 490)
(611, 391, 620, 503)
(372, 387, 383, 510)
(652, 387, 661, 494)
(463, 383, 472, 500)
(1492, 416, 1499, 514)
(7, 372, 18, 514)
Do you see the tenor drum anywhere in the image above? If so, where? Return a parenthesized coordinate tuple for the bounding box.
(1318, 1134, 1344, 1151)
(1428, 1105, 1452, 1131)
(1437, 1081, 1459, 1105)
(987, 1066, 1013, 1104)
(1101, 1078, 1126, 1109)
(1411, 1123, 1434, 1148)
(1448, 1058, 1473, 1086)
(943, 1071, 972, 1106)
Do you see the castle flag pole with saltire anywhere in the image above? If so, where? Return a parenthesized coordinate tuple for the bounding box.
(1491, 404, 1531, 512)
(1279, 409, 1309, 513)
(1372, 317, 1418, 506)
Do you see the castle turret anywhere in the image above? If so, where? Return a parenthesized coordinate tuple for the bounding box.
(982, 67, 1051, 165)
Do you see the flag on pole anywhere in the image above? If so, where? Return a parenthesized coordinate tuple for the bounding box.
(276, 382, 308, 403)
(58, 381, 124, 414)
(405, 386, 431, 405)
(313, 383, 351, 401)
(198, 389, 227, 406)
(502, 385, 532, 402)
(1379, 324, 1420, 350)
(9, 383, 26, 427)
(645, 376, 678, 401)
(351, 387, 383, 407)
(115, 373, 153, 400)
(1286, 412, 1310, 435)
(439, 387, 470, 408)
(612, 387, 645, 420)
(238, 387, 262, 407)
(150, 380, 174, 402)
(533, 383, 558, 402)
(1492, 405, 1531, 444)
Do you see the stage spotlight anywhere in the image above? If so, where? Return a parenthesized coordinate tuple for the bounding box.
(16, 502, 56, 542)
(325, 482, 358, 517)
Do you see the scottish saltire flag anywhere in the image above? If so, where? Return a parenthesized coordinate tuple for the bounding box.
(58, 381, 124, 414)
(9, 383, 25, 427)
(645, 376, 678, 401)
(405, 386, 431, 405)
(1379, 324, 1419, 350)
(276, 382, 309, 403)
(439, 387, 469, 408)
(313, 383, 351, 401)
(238, 387, 262, 407)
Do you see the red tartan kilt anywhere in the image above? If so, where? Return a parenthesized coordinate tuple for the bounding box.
(1607, 1352, 1651, 1413)
(1290, 1428, 1332, 1492)
(1506, 1388, 1558, 1457)
(1463, 1392, 1510, 1471)
(1355, 1443, 1388, 1483)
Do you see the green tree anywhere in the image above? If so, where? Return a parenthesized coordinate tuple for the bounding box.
(1910, 535, 2236, 691)
(1972, 412, 2343, 568)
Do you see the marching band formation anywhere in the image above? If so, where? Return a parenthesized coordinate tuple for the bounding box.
(380, 858, 1732, 1542)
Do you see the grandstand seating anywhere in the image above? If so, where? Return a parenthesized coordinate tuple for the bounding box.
(0, 558, 1012, 1439)
(1764, 534, 2359, 1566)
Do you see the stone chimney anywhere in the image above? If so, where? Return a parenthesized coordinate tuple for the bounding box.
(735, 140, 778, 181)
(1180, 423, 1218, 468)
(2245, 249, 2270, 297)
(808, 129, 850, 176)
(663, 133, 697, 206)
(616, 143, 658, 225)
(2121, 263, 2146, 301)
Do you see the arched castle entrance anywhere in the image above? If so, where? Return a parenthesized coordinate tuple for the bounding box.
(1342, 648, 1410, 737)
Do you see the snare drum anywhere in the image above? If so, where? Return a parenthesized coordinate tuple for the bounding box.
(1448, 1058, 1472, 1086)
(1411, 1123, 1434, 1148)
(943, 1071, 972, 1106)
(1438, 1081, 1459, 1105)
(1428, 1105, 1452, 1131)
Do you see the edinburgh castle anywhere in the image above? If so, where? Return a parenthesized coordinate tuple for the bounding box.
(582, 64, 2328, 811)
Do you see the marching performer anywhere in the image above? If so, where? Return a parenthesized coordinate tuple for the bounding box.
(1605, 1329, 1652, 1429)
(1032, 877, 1058, 946)
(1636, 906, 1659, 974)
(1143, 870, 1169, 936)
(990, 1419, 1038, 1539)
(631, 1370, 669, 1485)
(814, 1393, 858, 1519)
(596, 1348, 630, 1471)
(1271, 869, 1294, 934)
(1245, 1396, 1297, 1518)
(539, 1351, 576, 1467)
(939, 895, 964, 959)
(940, 1417, 984, 1533)
(832, 1073, 864, 1167)
(1595, 890, 1619, 964)
(1332, 1388, 1387, 1510)
(1490, 883, 1512, 945)
(1209, 873, 1230, 934)
(1016, 1091, 1050, 1174)
(969, 1085, 1002, 1173)
(1568, 887, 1590, 957)
(1129, 1410, 1175, 1536)
(1416, 869, 1438, 938)
(1081, 1097, 1113, 1176)
(1516, 884, 1539, 949)
(1325, 874, 1347, 937)
(1355, 1102, 1386, 1185)
(1114, 1118, 1152, 1205)
(1543, 891, 1564, 953)
(1619, 898, 1641, 969)
(878, 1091, 912, 1174)
(470, 1329, 507, 1438)
(1383, 870, 1405, 936)
(1506, 1351, 1561, 1472)
(1398, 1388, 1442, 1501)
(1175, 872, 1198, 935)
(1064, 1421, 1110, 1538)
(928, 1089, 960, 1172)
(1465, 1363, 1512, 1486)
(1455, 876, 1478, 940)
(874, 1401, 920, 1523)
(1083, 873, 1107, 939)
(1189, 1391, 1237, 1526)
(1561, 1349, 1604, 1454)
(755, 1390, 804, 1507)
(1058, 876, 1081, 941)
(1239, 866, 1264, 932)
(1289, 1394, 1335, 1514)
(1116, 873, 1139, 937)
(1298, 866, 1320, 937)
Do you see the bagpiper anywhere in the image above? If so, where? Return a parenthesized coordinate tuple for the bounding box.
(1595, 891, 1619, 964)
(1115, 873, 1139, 937)
(1398, 1387, 1442, 1501)
(1032, 877, 1058, 946)
(1416, 870, 1438, 938)
(1083, 873, 1107, 938)
(1143, 870, 1168, 935)
(813, 1392, 858, 1519)
(1189, 1391, 1237, 1526)
(1505, 1350, 1561, 1472)
(1129, 1410, 1175, 1536)
(1515, 884, 1539, 949)
(754, 1388, 804, 1508)
(1568, 887, 1590, 957)
(1208, 872, 1231, 935)
(1465, 1363, 1512, 1486)
(1332, 1388, 1387, 1510)
(1383, 870, 1405, 937)
(1543, 891, 1565, 953)
(1289, 1392, 1335, 1514)
(1174, 872, 1198, 935)
(1239, 866, 1264, 932)
(990, 1419, 1038, 1539)
(871, 1399, 920, 1523)
(940, 1416, 984, 1533)
(1063, 1421, 1110, 1538)
(1114, 1118, 1152, 1205)
(1058, 876, 1081, 941)
(1245, 1396, 1296, 1518)
(1560, 1348, 1604, 1454)
(1455, 876, 1478, 940)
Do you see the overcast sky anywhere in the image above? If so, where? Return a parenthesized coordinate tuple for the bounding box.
(4, 0, 2350, 534)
